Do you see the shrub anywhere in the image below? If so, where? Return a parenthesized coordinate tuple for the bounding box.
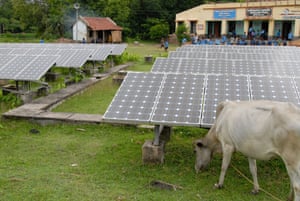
(149, 23, 169, 41)
(176, 24, 190, 45)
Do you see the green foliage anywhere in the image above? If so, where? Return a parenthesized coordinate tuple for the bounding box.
(175, 23, 190, 45)
(113, 52, 139, 65)
(0, 93, 22, 109)
(149, 23, 170, 41)
(0, 0, 208, 38)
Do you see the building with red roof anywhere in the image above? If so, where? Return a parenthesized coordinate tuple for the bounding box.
(73, 16, 123, 43)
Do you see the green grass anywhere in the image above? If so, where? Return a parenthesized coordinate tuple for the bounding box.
(52, 77, 119, 114)
(0, 120, 290, 201)
(0, 40, 291, 201)
(125, 41, 177, 72)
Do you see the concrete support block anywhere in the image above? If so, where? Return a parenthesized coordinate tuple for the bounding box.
(142, 140, 165, 164)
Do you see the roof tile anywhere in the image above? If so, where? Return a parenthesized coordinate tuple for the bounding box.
(81, 17, 123, 31)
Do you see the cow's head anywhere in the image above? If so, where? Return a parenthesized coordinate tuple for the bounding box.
(194, 139, 213, 173)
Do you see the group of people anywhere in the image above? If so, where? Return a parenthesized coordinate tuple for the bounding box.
(189, 35, 291, 46)
(248, 27, 268, 40)
(248, 26, 294, 41)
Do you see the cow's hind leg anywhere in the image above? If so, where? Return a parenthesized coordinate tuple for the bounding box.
(283, 162, 300, 201)
(215, 144, 234, 189)
(248, 158, 259, 194)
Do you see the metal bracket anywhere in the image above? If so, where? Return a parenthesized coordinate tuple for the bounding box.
(153, 124, 164, 146)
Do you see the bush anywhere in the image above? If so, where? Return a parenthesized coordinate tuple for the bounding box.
(149, 23, 169, 41)
(176, 24, 190, 46)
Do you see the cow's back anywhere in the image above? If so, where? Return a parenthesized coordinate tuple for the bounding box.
(214, 100, 300, 160)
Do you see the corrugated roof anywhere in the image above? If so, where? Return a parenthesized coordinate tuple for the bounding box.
(81, 17, 123, 31)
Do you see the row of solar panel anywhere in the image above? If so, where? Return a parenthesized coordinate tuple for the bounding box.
(103, 72, 300, 127)
(0, 43, 127, 81)
(168, 51, 300, 61)
(0, 43, 127, 56)
(152, 57, 300, 76)
(0, 44, 127, 62)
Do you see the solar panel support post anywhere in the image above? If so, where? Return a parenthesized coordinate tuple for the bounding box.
(153, 125, 164, 146)
(153, 125, 171, 146)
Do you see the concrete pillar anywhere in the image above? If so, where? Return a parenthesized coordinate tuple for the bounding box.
(142, 126, 172, 164)
(221, 20, 227, 35)
(142, 140, 165, 164)
(294, 19, 300, 38)
(268, 20, 274, 38)
(244, 20, 249, 34)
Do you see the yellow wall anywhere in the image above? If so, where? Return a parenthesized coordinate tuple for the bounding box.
(176, 0, 300, 38)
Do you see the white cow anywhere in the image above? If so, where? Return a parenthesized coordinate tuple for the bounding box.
(194, 100, 300, 201)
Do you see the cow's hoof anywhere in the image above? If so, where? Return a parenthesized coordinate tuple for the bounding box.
(251, 189, 259, 195)
(214, 183, 223, 189)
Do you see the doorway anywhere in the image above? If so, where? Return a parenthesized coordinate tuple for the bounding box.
(207, 21, 221, 38)
(282, 21, 292, 40)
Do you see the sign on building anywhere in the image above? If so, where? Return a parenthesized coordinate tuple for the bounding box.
(214, 10, 236, 19)
(246, 8, 272, 17)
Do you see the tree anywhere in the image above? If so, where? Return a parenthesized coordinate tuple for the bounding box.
(0, 0, 16, 32)
(0, 0, 213, 39)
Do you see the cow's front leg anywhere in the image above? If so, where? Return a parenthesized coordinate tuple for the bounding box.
(215, 144, 234, 189)
(248, 158, 259, 194)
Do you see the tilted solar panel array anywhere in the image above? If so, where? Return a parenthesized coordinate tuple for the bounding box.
(152, 57, 300, 76)
(104, 72, 300, 127)
(104, 45, 300, 128)
(0, 43, 127, 81)
(0, 54, 58, 81)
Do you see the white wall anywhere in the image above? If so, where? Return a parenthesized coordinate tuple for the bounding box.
(72, 20, 87, 41)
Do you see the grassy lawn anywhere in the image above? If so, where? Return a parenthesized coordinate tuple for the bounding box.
(0, 119, 290, 201)
(0, 40, 291, 201)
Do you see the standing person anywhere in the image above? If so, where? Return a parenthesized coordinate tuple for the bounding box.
(276, 29, 281, 38)
(248, 26, 253, 39)
(288, 30, 293, 41)
(164, 39, 169, 52)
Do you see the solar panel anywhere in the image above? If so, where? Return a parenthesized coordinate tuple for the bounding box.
(207, 59, 234, 74)
(151, 74, 205, 126)
(0, 48, 13, 54)
(250, 76, 300, 106)
(89, 46, 113, 61)
(9, 48, 29, 55)
(152, 58, 181, 73)
(0, 55, 16, 70)
(62, 49, 93, 67)
(201, 74, 250, 127)
(0, 43, 128, 82)
(179, 59, 206, 74)
(110, 44, 127, 55)
(103, 72, 164, 124)
(0, 56, 36, 80)
(16, 55, 58, 81)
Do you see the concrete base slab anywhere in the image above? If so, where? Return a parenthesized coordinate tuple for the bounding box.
(142, 140, 165, 164)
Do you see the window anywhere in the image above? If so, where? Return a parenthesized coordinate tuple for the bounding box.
(190, 21, 197, 34)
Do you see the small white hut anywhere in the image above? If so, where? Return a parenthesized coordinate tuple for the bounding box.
(73, 16, 123, 43)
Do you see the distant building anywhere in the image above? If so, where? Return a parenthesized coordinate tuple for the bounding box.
(73, 16, 123, 43)
(176, 0, 300, 40)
